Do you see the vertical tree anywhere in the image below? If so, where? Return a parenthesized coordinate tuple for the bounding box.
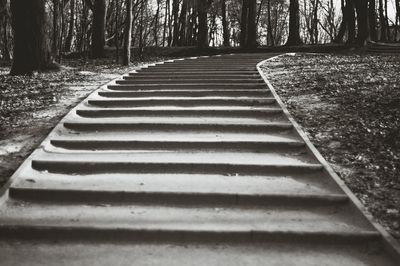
(221, 0, 230, 46)
(85, 0, 106, 58)
(171, 0, 179, 46)
(138, 0, 145, 55)
(378, 0, 387, 41)
(162, 0, 169, 46)
(266, 0, 274, 46)
(368, 0, 377, 41)
(312, 0, 320, 44)
(247, 0, 257, 48)
(240, 0, 257, 48)
(335, 0, 356, 44)
(354, 0, 369, 45)
(10, 0, 55, 75)
(197, 0, 210, 48)
(396, 0, 400, 41)
(0, 0, 11, 61)
(64, 0, 75, 52)
(52, 0, 60, 55)
(123, 0, 132, 65)
(240, 0, 249, 46)
(178, 0, 188, 46)
(154, 0, 161, 46)
(286, 0, 302, 45)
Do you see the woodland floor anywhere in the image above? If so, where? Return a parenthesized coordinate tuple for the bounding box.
(0, 56, 165, 188)
(261, 53, 400, 241)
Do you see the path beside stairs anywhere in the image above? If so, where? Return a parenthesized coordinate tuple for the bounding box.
(0, 54, 398, 266)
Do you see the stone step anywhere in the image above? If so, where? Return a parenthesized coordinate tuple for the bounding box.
(53, 130, 300, 143)
(86, 98, 276, 108)
(136, 69, 259, 73)
(63, 121, 293, 132)
(145, 65, 257, 72)
(30, 160, 322, 175)
(115, 79, 265, 86)
(67, 116, 287, 128)
(0, 200, 378, 242)
(128, 73, 260, 78)
(76, 108, 282, 118)
(98, 89, 271, 98)
(108, 83, 265, 90)
(49, 139, 305, 151)
(11, 170, 343, 201)
(9, 187, 347, 207)
(0, 239, 393, 266)
(117, 79, 264, 84)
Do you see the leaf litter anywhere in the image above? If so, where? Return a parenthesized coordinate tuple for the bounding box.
(261, 53, 400, 240)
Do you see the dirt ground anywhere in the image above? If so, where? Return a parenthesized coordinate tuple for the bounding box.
(0, 57, 164, 187)
(261, 53, 400, 240)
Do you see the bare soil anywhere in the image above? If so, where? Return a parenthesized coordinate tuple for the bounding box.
(0, 57, 164, 187)
(261, 53, 400, 240)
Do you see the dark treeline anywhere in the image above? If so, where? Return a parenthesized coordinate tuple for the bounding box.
(0, 0, 399, 74)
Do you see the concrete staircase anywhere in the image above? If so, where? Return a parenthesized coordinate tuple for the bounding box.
(0, 54, 399, 265)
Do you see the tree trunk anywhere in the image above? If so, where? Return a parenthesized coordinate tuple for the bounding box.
(0, 0, 11, 61)
(221, 0, 229, 46)
(197, 0, 208, 48)
(162, 0, 168, 46)
(378, 0, 387, 41)
(122, 0, 132, 65)
(154, 0, 160, 46)
(313, 0, 319, 44)
(114, 0, 119, 63)
(91, 0, 106, 58)
(396, 0, 400, 41)
(286, 0, 302, 45)
(347, 0, 356, 43)
(246, 0, 257, 48)
(10, 0, 54, 75)
(384, 0, 389, 40)
(368, 0, 377, 41)
(138, 0, 145, 56)
(266, 0, 274, 46)
(167, 0, 172, 46)
(354, 0, 369, 45)
(58, 0, 65, 61)
(64, 0, 75, 52)
(240, 0, 248, 47)
(335, 0, 347, 42)
(171, 0, 179, 46)
(178, 0, 187, 46)
(52, 0, 59, 55)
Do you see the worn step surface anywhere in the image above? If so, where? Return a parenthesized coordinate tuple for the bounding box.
(0, 53, 399, 265)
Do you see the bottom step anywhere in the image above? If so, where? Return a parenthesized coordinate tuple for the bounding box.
(0, 239, 394, 266)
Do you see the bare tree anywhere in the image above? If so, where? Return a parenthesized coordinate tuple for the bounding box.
(64, 0, 75, 52)
(378, 0, 387, 41)
(84, 0, 106, 58)
(198, 0, 212, 48)
(221, 0, 230, 46)
(286, 0, 302, 45)
(0, 0, 11, 61)
(122, 0, 132, 65)
(10, 0, 55, 75)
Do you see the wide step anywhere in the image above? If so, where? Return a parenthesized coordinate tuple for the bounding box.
(0, 200, 374, 239)
(0, 240, 393, 266)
